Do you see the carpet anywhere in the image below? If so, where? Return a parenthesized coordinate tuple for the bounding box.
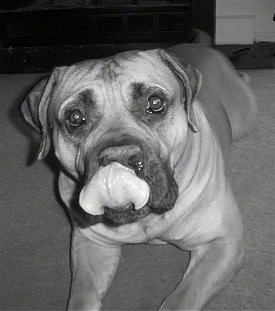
(0, 69, 274, 310)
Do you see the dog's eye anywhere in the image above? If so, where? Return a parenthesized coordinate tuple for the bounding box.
(146, 96, 166, 114)
(67, 109, 86, 127)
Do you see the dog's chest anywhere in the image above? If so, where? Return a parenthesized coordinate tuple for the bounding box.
(79, 213, 171, 245)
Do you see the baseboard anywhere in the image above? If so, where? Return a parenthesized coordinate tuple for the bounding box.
(254, 32, 275, 42)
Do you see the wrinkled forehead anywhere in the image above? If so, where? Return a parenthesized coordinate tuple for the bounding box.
(51, 50, 177, 104)
(110, 50, 175, 82)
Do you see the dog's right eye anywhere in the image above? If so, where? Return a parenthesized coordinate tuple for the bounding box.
(146, 96, 166, 114)
(67, 109, 86, 127)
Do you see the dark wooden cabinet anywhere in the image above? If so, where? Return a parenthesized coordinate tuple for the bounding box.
(0, 1, 215, 73)
(0, 1, 198, 47)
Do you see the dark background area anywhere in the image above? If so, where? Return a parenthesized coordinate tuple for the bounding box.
(0, 0, 216, 73)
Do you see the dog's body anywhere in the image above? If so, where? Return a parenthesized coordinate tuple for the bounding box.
(22, 45, 257, 310)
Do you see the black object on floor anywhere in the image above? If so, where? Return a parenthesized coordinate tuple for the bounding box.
(216, 42, 275, 69)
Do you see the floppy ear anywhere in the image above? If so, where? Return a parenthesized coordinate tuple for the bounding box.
(21, 73, 56, 160)
(158, 49, 202, 132)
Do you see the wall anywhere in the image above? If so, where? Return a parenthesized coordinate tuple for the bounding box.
(215, 0, 275, 44)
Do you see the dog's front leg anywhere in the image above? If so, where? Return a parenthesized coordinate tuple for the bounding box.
(67, 231, 121, 311)
(159, 186, 245, 311)
(58, 172, 121, 310)
(159, 236, 244, 310)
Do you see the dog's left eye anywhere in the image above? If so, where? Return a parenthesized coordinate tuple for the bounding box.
(146, 96, 166, 114)
(67, 109, 86, 127)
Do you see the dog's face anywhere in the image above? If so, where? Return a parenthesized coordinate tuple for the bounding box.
(21, 49, 201, 225)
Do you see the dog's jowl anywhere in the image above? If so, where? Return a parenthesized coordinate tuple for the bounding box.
(21, 45, 257, 310)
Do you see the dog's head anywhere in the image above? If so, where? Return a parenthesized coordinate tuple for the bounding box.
(21, 49, 202, 226)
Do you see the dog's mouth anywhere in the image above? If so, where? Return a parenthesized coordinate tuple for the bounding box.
(78, 161, 151, 225)
(70, 145, 178, 227)
(104, 203, 151, 225)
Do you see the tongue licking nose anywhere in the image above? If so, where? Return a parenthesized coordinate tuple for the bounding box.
(79, 162, 150, 216)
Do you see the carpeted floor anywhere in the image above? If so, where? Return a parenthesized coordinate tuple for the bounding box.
(0, 69, 274, 310)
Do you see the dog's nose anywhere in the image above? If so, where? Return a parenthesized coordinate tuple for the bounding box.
(99, 145, 144, 171)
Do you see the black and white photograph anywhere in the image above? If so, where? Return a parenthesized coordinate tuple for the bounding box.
(0, 1, 274, 310)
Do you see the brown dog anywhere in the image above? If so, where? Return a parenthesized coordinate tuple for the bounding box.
(21, 44, 257, 310)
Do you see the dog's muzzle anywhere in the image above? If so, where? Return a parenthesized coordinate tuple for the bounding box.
(72, 140, 179, 227)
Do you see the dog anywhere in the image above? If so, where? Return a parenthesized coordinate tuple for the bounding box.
(21, 44, 257, 310)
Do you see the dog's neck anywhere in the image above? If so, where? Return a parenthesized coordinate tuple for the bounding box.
(174, 103, 226, 211)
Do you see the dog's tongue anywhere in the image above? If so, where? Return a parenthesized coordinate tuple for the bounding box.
(79, 162, 150, 216)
